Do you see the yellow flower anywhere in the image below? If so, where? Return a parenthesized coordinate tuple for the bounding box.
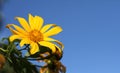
(6, 14, 64, 54)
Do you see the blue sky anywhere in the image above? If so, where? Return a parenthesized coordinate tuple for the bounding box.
(1, 0, 120, 73)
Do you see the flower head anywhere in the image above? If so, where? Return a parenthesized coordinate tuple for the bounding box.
(6, 14, 64, 54)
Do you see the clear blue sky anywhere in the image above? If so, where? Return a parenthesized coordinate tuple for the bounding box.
(1, 0, 120, 73)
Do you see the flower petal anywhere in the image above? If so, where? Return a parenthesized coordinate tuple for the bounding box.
(30, 42, 39, 54)
(15, 17, 31, 32)
(29, 14, 35, 30)
(39, 41, 56, 53)
(43, 26, 62, 37)
(6, 24, 19, 35)
(41, 24, 56, 33)
(34, 16, 44, 30)
(20, 39, 30, 47)
(9, 28, 19, 35)
(44, 37, 64, 50)
(9, 35, 21, 42)
(11, 24, 27, 35)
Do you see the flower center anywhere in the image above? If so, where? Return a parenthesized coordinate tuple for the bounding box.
(29, 30, 43, 42)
